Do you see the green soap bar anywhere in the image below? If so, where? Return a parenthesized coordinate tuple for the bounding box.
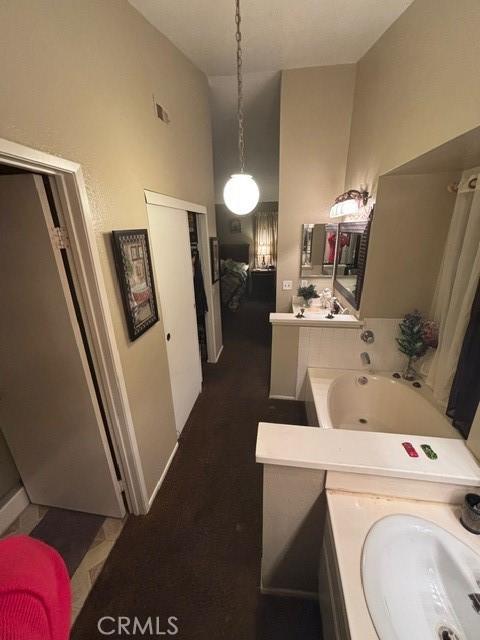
(421, 444, 438, 460)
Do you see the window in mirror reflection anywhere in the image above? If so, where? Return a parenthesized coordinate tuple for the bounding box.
(300, 223, 336, 278)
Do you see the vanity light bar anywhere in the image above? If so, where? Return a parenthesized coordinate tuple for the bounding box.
(330, 189, 369, 218)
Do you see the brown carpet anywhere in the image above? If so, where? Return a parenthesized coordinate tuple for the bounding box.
(72, 299, 322, 639)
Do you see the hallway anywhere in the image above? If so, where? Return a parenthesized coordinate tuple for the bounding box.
(72, 299, 321, 639)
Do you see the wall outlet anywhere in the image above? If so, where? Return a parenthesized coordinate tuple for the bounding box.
(282, 280, 293, 291)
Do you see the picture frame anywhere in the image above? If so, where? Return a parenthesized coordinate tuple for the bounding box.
(111, 229, 159, 341)
(210, 237, 220, 283)
(230, 219, 241, 234)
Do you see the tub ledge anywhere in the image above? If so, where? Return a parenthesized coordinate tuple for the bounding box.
(256, 422, 480, 486)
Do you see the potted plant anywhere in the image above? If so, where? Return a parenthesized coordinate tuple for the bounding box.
(396, 310, 438, 380)
(298, 284, 319, 308)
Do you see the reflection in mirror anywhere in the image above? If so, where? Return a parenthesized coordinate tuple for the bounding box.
(300, 223, 336, 278)
(333, 219, 371, 310)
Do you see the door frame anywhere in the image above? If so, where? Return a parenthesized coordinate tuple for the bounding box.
(144, 189, 220, 363)
(0, 137, 148, 514)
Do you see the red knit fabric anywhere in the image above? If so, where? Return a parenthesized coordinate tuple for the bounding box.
(0, 535, 70, 640)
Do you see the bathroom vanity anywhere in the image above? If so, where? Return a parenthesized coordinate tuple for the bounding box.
(322, 490, 480, 640)
(256, 422, 480, 638)
(264, 141, 480, 637)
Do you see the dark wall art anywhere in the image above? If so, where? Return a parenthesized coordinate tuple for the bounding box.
(111, 229, 159, 341)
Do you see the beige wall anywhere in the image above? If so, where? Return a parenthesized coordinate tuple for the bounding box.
(269, 326, 300, 399)
(360, 172, 459, 318)
(345, 0, 480, 319)
(262, 464, 326, 594)
(0, 0, 220, 498)
(277, 65, 356, 311)
(346, 0, 480, 192)
(277, 0, 480, 317)
(0, 432, 20, 503)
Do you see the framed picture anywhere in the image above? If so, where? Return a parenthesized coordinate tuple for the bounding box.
(210, 237, 220, 283)
(111, 229, 159, 341)
(230, 219, 241, 234)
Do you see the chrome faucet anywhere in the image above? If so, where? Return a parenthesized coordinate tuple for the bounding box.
(360, 352, 371, 366)
(361, 329, 375, 344)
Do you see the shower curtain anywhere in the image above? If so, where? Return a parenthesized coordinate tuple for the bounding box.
(427, 168, 480, 406)
(446, 280, 480, 437)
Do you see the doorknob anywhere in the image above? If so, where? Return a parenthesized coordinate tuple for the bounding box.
(166, 333, 171, 341)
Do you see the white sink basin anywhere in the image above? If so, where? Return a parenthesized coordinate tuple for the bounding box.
(362, 514, 480, 640)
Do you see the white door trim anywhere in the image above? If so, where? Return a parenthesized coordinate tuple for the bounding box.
(0, 137, 149, 514)
(144, 189, 207, 215)
(144, 190, 220, 363)
(148, 442, 179, 509)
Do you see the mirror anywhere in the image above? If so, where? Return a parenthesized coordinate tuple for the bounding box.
(333, 220, 370, 309)
(300, 223, 336, 278)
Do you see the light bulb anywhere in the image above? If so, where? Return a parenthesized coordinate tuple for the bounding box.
(329, 198, 359, 218)
(223, 174, 259, 215)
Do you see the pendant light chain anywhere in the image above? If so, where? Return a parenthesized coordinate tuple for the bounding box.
(222, 0, 259, 216)
(235, 0, 245, 173)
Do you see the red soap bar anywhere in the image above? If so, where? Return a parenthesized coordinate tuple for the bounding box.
(402, 442, 419, 458)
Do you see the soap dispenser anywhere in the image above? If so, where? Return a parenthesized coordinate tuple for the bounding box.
(460, 493, 480, 534)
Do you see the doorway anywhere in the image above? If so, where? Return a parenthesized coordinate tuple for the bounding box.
(0, 137, 148, 516)
(188, 212, 209, 363)
(0, 172, 125, 519)
(145, 190, 217, 436)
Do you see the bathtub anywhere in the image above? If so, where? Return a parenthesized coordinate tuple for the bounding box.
(305, 368, 460, 439)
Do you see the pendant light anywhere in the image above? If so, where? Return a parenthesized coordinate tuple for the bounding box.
(223, 0, 260, 216)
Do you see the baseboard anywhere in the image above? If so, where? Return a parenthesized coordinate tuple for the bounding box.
(208, 344, 224, 364)
(148, 442, 179, 509)
(0, 486, 29, 535)
(260, 583, 318, 601)
(268, 394, 297, 401)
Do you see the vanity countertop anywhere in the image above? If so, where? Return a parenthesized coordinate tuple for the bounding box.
(256, 422, 480, 486)
(326, 490, 480, 640)
(269, 312, 363, 328)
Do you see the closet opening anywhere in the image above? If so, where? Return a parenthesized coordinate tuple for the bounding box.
(145, 191, 217, 436)
(188, 212, 209, 364)
(0, 165, 127, 586)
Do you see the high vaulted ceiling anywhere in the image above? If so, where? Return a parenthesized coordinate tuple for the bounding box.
(129, 0, 415, 202)
(129, 0, 414, 75)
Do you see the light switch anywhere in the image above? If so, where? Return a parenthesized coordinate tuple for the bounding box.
(282, 280, 293, 290)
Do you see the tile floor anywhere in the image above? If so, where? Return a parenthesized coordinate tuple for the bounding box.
(2, 503, 126, 624)
(2, 502, 48, 537)
(70, 515, 126, 622)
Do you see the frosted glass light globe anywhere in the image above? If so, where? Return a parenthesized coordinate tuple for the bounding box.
(223, 174, 260, 215)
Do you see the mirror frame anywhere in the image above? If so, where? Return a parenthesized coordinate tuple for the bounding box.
(333, 212, 373, 310)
